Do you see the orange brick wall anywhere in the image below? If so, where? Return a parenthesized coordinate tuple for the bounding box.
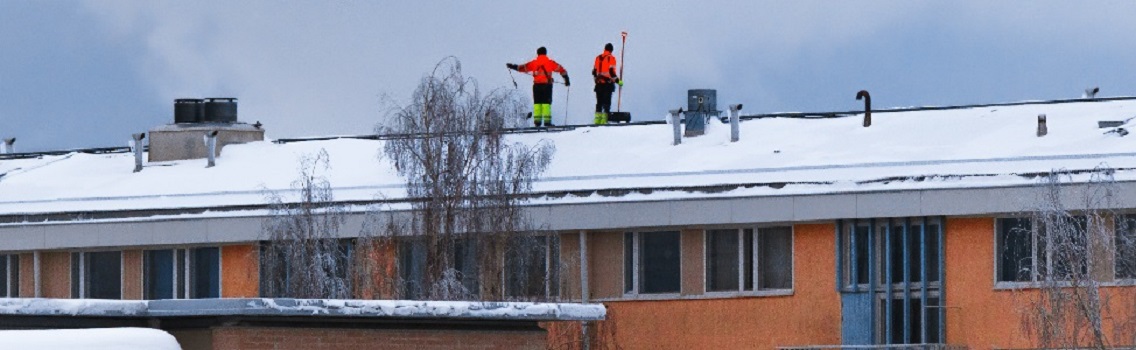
(584, 223, 840, 349)
(41, 252, 70, 298)
(122, 250, 142, 300)
(222, 245, 259, 298)
(945, 217, 1136, 349)
(588, 232, 623, 300)
(210, 326, 546, 350)
(18, 253, 33, 297)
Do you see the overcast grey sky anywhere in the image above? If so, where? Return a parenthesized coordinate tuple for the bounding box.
(3, 1, 1136, 152)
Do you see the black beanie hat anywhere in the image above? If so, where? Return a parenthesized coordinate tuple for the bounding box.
(537, 47, 547, 55)
(605, 43, 614, 52)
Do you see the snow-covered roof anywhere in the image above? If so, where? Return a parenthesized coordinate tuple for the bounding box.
(0, 298, 606, 322)
(3, 97, 1136, 217)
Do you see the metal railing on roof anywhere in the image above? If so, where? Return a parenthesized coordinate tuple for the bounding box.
(740, 96, 1136, 121)
(780, 344, 967, 350)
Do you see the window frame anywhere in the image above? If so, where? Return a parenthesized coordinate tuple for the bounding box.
(504, 233, 561, 300)
(623, 230, 682, 298)
(71, 251, 123, 300)
(703, 226, 795, 296)
(994, 215, 1098, 288)
(0, 254, 18, 298)
(142, 247, 222, 300)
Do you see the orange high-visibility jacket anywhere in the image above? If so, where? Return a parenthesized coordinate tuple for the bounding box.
(517, 55, 567, 85)
(593, 51, 618, 84)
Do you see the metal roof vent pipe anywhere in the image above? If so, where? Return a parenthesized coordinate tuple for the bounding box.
(204, 130, 219, 167)
(670, 108, 684, 145)
(0, 138, 13, 154)
(1084, 87, 1099, 99)
(728, 104, 743, 142)
(856, 90, 871, 127)
(1037, 114, 1048, 137)
(130, 133, 146, 173)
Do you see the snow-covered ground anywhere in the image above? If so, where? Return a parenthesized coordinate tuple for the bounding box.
(0, 328, 181, 350)
(2, 98, 1135, 216)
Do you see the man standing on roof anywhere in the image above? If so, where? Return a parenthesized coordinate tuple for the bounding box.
(592, 43, 622, 125)
(507, 47, 570, 127)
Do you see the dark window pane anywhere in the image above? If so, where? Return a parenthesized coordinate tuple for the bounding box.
(10, 256, 17, 298)
(927, 224, 941, 283)
(144, 250, 174, 300)
(889, 225, 904, 284)
(0, 256, 8, 297)
(398, 239, 426, 300)
(743, 229, 754, 291)
(192, 248, 220, 298)
(758, 227, 793, 290)
(176, 249, 187, 299)
(507, 235, 549, 299)
(624, 233, 633, 293)
(1048, 216, 1087, 280)
(640, 231, 681, 294)
(1117, 216, 1136, 279)
(706, 229, 739, 292)
(453, 239, 479, 298)
(908, 225, 923, 282)
(87, 251, 122, 299)
(926, 297, 941, 344)
(854, 226, 870, 285)
(550, 235, 560, 298)
(71, 252, 80, 298)
(997, 218, 1033, 282)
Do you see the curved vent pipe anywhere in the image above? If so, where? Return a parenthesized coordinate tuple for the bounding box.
(856, 90, 871, 127)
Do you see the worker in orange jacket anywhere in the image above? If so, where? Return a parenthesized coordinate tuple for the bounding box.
(507, 47, 570, 127)
(592, 43, 622, 124)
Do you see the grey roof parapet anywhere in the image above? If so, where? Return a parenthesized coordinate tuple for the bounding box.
(0, 298, 606, 322)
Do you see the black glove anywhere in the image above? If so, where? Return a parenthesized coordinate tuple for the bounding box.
(563, 75, 571, 87)
(506, 63, 518, 70)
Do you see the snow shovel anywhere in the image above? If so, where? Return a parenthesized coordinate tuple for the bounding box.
(610, 31, 631, 123)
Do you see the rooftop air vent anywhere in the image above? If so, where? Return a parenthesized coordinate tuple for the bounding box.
(174, 99, 204, 124)
(203, 98, 238, 123)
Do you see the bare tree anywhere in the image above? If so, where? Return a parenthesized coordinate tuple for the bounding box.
(376, 57, 556, 301)
(1015, 166, 1136, 349)
(261, 149, 353, 299)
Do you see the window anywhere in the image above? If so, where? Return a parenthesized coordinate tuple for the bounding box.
(260, 239, 353, 298)
(506, 234, 560, 299)
(624, 231, 681, 295)
(705, 227, 793, 293)
(1117, 215, 1136, 280)
(144, 248, 220, 300)
(397, 238, 479, 300)
(996, 216, 1089, 283)
(71, 251, 122, 299)
(0, 254, 19, 298)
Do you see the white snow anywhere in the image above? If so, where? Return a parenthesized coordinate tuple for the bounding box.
(3, 98, 1136, 216)
(0, 328, 181, 350)
(0, 298, 147, 316)
(250, 298, 606, 320)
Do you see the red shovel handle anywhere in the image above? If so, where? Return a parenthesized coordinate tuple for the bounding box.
(617, 31, 627, 112)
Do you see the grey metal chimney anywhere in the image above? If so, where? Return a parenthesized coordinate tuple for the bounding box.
(204, 131, 219, 167)
(1, 138, 14, 154)
(1037, 114, 1048, 137)
(131, 133, 146, 173)
(670, 108, 684, 145)
(728, 104, 743, 142)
